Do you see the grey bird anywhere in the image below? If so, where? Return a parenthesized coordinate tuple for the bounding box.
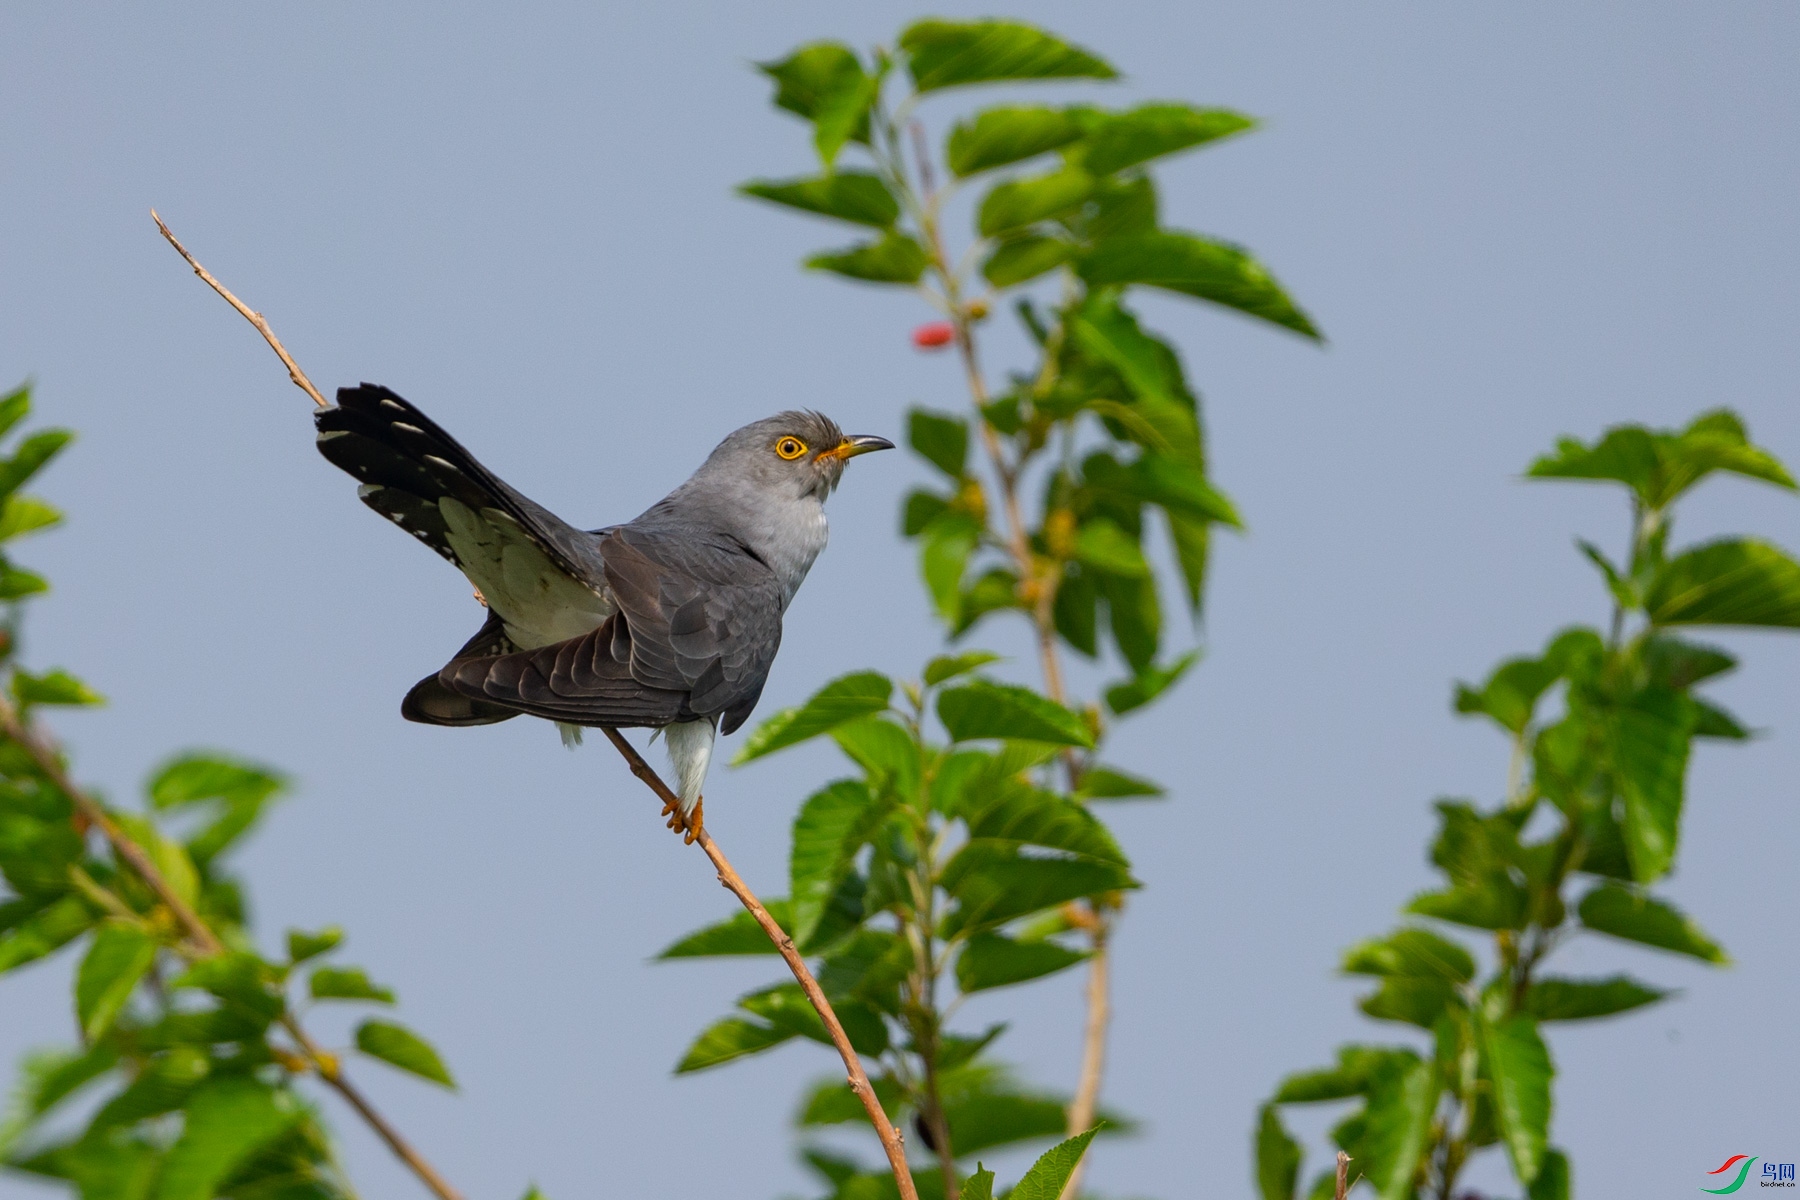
(314, 384, 893, 840)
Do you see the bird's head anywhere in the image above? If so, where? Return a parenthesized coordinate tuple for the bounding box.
(701, 411, 894, 502)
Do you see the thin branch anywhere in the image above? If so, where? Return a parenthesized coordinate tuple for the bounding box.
(599, 729, 921, 1200)
(151, 210, 328, 408)
(1336, 1150, 1352, 1200)
(0, 696, 465, 1200)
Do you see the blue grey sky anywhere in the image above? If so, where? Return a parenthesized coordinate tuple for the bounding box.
(2, 3, 1796, 1198)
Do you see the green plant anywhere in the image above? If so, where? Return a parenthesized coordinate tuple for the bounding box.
(0, 383, 494, 1200)
(664, 16, 1320, 1199)
(1253, 411, 1800, 1200)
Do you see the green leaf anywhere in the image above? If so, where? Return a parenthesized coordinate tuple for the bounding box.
(1646, 538, 1800, 628)
(956, 931, 1087, 994)
(832, 717, 922, 800)
(1079, 103, 1256, 175)
(942, 849, 1134, 935)
(962, 782, 1127, 863)
(75, 923, 158, 1040)
(922, 515, 983, 626)
(1167, 510, 1210, 612)
(148, 753, 286, 865)
(1256, 1104, 1302, 1200)
(1479, 1013, 1554, 1184)
(1529, 1149, 1572, 1200)
(1076, 764, 1164, 799)
(1360, 1058, 1437, 1200)
(977, 167, 1093, 237)
(1079, 231, 1320, 339)
(1578, 885, 1727, 962)
(0, 1043, 119, 1155)
(0, 430, 73, 500)
(1610, 688, 1695, 882)
(675, 1016, 793, 1073)
(355, 1020, 455, 1089)
(1523, 975, 1669, 1021)
(656, 901, 792, 958)
(805, 234, 929, 284)
(1073, 517, 1148, 577)
(948, 105, 1091, 176)
(756, 43, 872, 164)
(898, 20, 1117, 93)
(925, 651, 1002, 687)
(1053, 565, 1099, 656)
(1272, 1046, 1421, 1103)
(1526, 409, 1795, 510)
(1104, 650, 1199, 716)
(1011, 1126, 1102, 1200)
(790, 780, 881, 946)
(0, 496, 61, 541)
(1357, 977, 1460, 1028)
(1406, 884, 1527, 931)
(310, 966, 396, 1004)
(983, 235, 1072, 287)
(12, 668, 103, 707)
(0, 896, 94, 973)
(114, 814, 199, 911)
(739, 983, 889, 1056)
(937, 679, 1094, 748)
(0, 563, 48, 599)
(739, 173, 898, 228)
(903, 488, 951, 536)
(909, 408, 968, 478)
(1342, 927, 1476, 983)
(285, 925, 343, 963)
(1454, 654, 1563, 735)
(734, 671, 893, 763)
(0, 385, 31, 441)
(169, 952, 284, 1021)
(796, 1073, 906, 1126)
(1100, 571, 1160, 672)
(962, 1166, 996, 1200)
(153, 1078, 300, 1200)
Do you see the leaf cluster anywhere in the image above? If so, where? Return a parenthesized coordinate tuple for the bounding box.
(1255, 412, 1797, 1200)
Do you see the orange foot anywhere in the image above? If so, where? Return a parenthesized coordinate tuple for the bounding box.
(661, 795, 704, 845)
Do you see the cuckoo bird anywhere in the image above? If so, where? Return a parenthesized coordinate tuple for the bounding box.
(314, 384, 892, 840)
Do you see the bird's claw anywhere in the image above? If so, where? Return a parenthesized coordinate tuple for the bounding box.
(661, 795, 704, 845)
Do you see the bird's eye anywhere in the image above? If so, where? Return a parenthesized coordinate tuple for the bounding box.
(775, 437, 808, 460)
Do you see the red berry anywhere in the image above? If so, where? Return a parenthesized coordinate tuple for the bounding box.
(912, 322, 955, 349)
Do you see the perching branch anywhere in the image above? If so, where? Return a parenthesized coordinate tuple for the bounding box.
(153, 212, 920, 1200)
(0, 696, 466, 1200)
(600, 730, 921, 1200)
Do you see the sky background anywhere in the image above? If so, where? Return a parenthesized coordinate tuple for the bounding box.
(2, 2, 1797, 1198)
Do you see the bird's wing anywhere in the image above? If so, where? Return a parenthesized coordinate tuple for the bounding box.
(436, 524, 784, 735)
(315, 384, 613, 647)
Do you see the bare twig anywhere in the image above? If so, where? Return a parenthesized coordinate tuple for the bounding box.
(151, 210, 328, 408)
(0, 696, 464, 1200)
(600, 730, 920, 1200)
(1336, 1150, 1352, 1200)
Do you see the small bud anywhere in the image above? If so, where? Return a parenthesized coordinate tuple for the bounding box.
(965, 297, 991, 321)
(911, 322, 955, 349)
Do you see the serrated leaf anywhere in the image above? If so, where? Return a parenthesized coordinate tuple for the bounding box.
(285, 926, 342, 963)
(675, 1016, 793, 1073)
(355, 1020, 455, 1088)
(806, 234, 929, 284)
(962, 782, 1126, 863)
(1523, 975, 1669, 1021)
(1526, 409, 1795, 510)
(898, 20, 1117, 93)
(1646, 538, 1800, 628)
(0, 496, 61, 541)
(310, 966, 395, 1004)
(153, 1078, 299, 1200)
(1104, 651, 1199, 716)
(1011, 1126, 1102, 1200)
(977, 167, 1093, 237)
(1073, 517, 1148, 577)
(75, 923, 157, 1040)
(756, 42, 872, 164)
(982, 235, 1072, 287)
(909, 408, 968, 478)
(0, 1042, 119, 1155)
(148, 752, 286, 865)
(656, 900, 792, 958)
(1454, 654, 1563, 736)
(12, 668, 103, 707)
(1079, 231, 1320, 339)
(942, 848, 1134, 935)
(734, 671, 893, 763)
(1256, 1103, 1302, 1200)
(1342, 927, 1476, 983)
(924, 651, 1002, 687)
(956, 931, 1086, 994)
(739, 983, 889, 1056)
(1273, 1046, 1420, 1104)
(937, 680, 1093, 748)
(796, 1073, 906, 1126)
(791, 780, 880, 946)
(962, 1165, 996, 1200)
(1610, 688, 1695, 882)
(1078, 103, 1256, 175)
(1479, 1013, 1554, 1184)
(1360, 1058, 1437, 1200)
(1578, 885, 1726, 962)
(947, 104, 1091, 176)
(739, 173, 898, 228)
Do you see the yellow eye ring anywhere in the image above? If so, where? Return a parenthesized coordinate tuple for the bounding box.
(775, 436, 808, 460)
